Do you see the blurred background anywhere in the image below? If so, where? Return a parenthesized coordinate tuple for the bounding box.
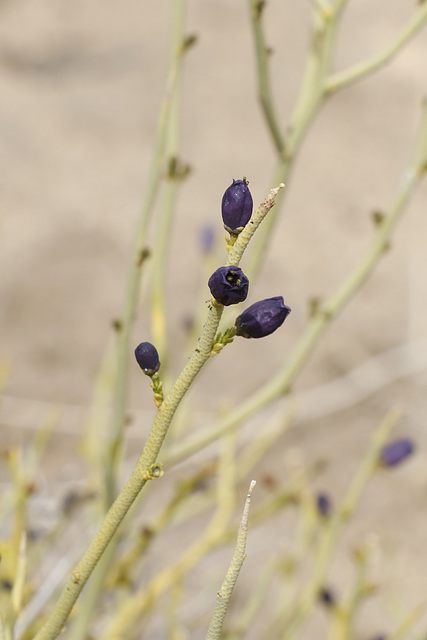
(0, 1, 427, 638)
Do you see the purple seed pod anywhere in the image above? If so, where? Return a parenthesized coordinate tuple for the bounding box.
(235, 296, 291, 339)
(221, 178, 253, 235)
(208, 266, 249, 306)
(379, 438, 414, 467)
(134, 342, 160, 376)
(316, 492, 332, 518)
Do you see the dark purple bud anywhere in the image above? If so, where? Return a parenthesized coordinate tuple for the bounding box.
(208, 266, 249, 306)
(318, 587, 336, 608)
(221, 178, 253, 235)
(134, 342, 160, 376)
(235, 296, 291, 338)
(316, 493, 332, 518)
(379, 438, 414, 467)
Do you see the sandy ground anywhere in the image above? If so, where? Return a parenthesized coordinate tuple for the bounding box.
(1, 1, 427, 638)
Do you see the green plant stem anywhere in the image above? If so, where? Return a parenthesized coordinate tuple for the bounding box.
(100, 429, 237, 640)
(165, 99, 427, 466)
(248, 0, 285, 155)
(205, 480, 256, 640)
(67, 6, 188, 640)
(245, 1, 341, 279)
(223, 557, 277, 640)
(150, 1, 186, 365)
(246, 0, 426, 280)
(327, 549, 370, 640)
(101, 458, 304, 640)
(326, 3, 427, 94)
(103, 0, 186, 511)
(278, 406, 402, 640)
(32, 308, 221, 640)
(32, 185, 282, 640)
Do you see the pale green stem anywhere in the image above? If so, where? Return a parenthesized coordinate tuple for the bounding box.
(0, 615, 5, 640)
(103, 0, 186, 510)
(150, 179, 179, 366)
(223, 557, 277, 640)
(247, 0, 285, 155)
(328, 551, 369, 640)
(205, 480, 257, 640)
(5, 533, 27, 640)
(165, 100, 427, 466)
(390, 599, 427, 640)
(326, 4, 427, 94)
(67, 5, 187, 639)
(150, 1, 185, 365)
(100, 426, 237, 639)
(279, 406, 402, 640)
(245, 1, 341, 279)
(32, 185, 282, 640)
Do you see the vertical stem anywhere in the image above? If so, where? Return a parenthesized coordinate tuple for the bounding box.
(246, 3, 343, 279)
(205, 481, 256, 640)
(104, 0, 187, 510)
(150, 0, 186, 365)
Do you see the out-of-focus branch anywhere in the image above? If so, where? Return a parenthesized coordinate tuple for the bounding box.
(326, 4, 427, 94)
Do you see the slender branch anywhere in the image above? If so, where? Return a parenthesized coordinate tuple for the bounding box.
(103, 0, 187, 510)
(326, 4, 427, 94)
(165, 99, 427, 466)
(278, 406, 402, 639)
(99, 431, 237, 639)
(66, 5, 189, 639)
(205, 480, 256, 640)
(150, 1, 187, 364)
(0, 616, 5, 640)
(245, 1, 342, 279)
(247, 0, 285, 155)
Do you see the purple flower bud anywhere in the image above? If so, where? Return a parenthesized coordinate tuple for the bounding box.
(208, 266, 249, 306)
(134, 342, 160, 376)
(379, 438, 414, 467)
(316, 493, 332, 518)
(235, 296, 291, 338)
(221, 178, 253, 235)
(199, 225, 215, 254)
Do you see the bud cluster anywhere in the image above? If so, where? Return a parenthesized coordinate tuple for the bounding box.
(210, 180, 291, 338)
(134, 178, 291, 399)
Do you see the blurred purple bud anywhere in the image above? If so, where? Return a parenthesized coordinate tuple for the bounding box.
(379, 438, 414, 467)
(199, 225, 215, 254)
(221, 178, 253, 235)
(318, 587, 336, 608)
(208, 266, 249, 306)
(235, 296, 291, 339)
(316, 493, 332, 518)
(134, 342, 160, 376)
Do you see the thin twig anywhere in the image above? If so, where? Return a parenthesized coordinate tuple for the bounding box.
(326, 4, 427, 94)
(103, 0, 187, 510)
(205, 480, 257, 640)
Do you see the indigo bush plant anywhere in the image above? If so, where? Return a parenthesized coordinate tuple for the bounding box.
(1, 2, 427, 640)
